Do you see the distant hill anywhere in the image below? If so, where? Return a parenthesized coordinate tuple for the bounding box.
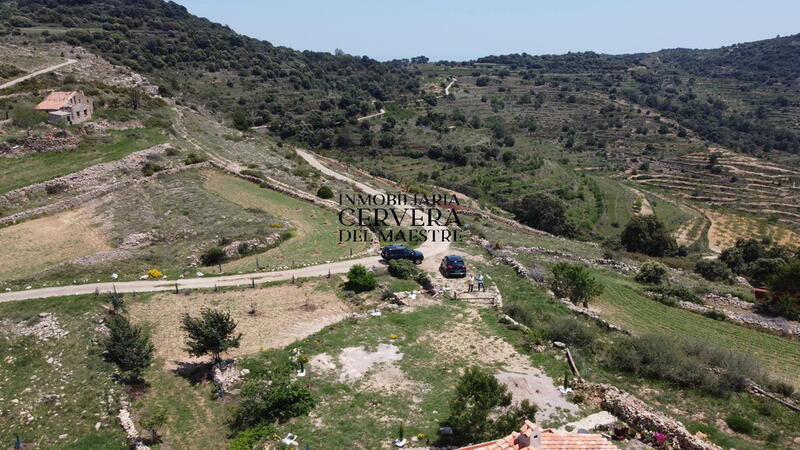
(2, 0, 420, 131)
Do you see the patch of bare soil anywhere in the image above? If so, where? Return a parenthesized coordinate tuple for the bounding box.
(417, 310, 577, 421)
(337, 343, 403, 383)
(129, 282, 352, 368)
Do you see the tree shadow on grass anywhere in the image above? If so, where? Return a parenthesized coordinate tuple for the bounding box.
(173, 360, 213, 385)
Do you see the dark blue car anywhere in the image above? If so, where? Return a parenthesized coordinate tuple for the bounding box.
(440, 255, 467, 277)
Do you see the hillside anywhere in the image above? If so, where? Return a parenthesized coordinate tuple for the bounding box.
(1, 2, 800, 449)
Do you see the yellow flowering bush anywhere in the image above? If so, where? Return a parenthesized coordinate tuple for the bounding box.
(390, 334, 399, 340)
(147, 269, 163, 279)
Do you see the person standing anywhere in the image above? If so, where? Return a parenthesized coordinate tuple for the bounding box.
(475, 273, 485, 292)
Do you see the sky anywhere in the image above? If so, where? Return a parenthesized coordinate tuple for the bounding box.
(174, 0, 800, 61)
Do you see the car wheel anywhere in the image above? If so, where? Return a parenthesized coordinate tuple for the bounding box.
(414, 259, 423, 265)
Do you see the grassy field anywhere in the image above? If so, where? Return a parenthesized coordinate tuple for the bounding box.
(588, 269, 800, 386)
(0, 294, 128, 449)
(0, 127, 167, 194)
(202, 171, 369, 271)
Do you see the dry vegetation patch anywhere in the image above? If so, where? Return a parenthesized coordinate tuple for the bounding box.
(129, 282, 351, 367)
(703, 209, 800, 253)
(0, 204, 110, 281)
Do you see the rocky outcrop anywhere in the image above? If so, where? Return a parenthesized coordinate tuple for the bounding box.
(212, 360, 249, 391)
(4, 312, 68, 341)
(679, 299, 800, 338)
(23, 131, 81, 153)
(576, 381, 720, 450)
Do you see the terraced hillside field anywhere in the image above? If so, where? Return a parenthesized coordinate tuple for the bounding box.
(631, 147, 800, 232)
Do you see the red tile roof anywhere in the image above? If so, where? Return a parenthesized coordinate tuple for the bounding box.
(459, 420, 615, 450)
(35, 91, 77, 110)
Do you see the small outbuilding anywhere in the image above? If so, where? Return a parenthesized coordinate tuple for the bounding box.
(35, 91, 94, 125)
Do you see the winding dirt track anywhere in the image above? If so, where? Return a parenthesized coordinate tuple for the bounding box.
(0, 59, 77, 90)
(0, 150, 450, 303)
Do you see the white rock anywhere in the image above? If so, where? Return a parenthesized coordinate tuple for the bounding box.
(111, 273, 119, 280)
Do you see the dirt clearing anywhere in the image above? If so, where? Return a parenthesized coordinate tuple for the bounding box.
(703, 209, 800, 253)
(418, 309, 577, 421)
(129, 282, 352, 368)
(0, 204, 110, 281)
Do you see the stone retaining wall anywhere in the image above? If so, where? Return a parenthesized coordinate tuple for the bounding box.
(576, 381, 721, 450)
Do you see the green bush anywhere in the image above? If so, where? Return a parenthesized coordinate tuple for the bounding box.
(635, 261, 668, 284)
(550, 263, 603, 307)
(695, 259, 732, 282)
(240, 169, 265, 179)
(441, 366, 537, 446)
(201, 247, 227, 266)
(229, 424, 277, 450)
(184, 152, 208, 165)
(620, 215, 678, 257)
(230, 355, 315, 430)
(604, 334, 760, 396)
(345, 264, 377, 292)
(542, 316, 597, 348)
(503, 304, 534, 328)
(11, 104, 46, 128)
(316, 185, 334, 199)
(725, 414, 754, 434)
(387, 259, 421, 280)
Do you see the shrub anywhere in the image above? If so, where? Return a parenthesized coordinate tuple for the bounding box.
(230, 354, 315, 430)
(44, 182, 69, 195)
(240, 169, 265, 179)
(604, 334, 760, 396)
(550, 263, 603, 307)
(11, 104, 46, 128)
(510, 194, 576, 237)
(147, 269, 163, 279)
(442, 367, 537, 446)
(542, 316, 596, 348)
(387, 259, 421, 280)
(184, 152, 207, 165)
(725, 414, 754, 434)
(620, 215, 678, 257)
(695, 259, 732, 282)
(201, 247, 227, 266)
(141, 161, 163, 176)
(635, 261, 667, 284)
(229, 424, 277, 450)
(703, 310, 726, 321)
(345, 264, 377, 292)
(316, 185, 334, 199)
(503, 304, 534, 328)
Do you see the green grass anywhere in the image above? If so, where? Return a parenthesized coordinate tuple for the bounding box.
(589, 269, 800, 386)
(133, 359, 230, 450)
(0, 127, 167, 194)
(202, 171, 369, 271)
(0, 294, 127, 449)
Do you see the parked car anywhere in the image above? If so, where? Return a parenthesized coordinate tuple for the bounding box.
(381, 244, 424, 264)
(440, 255, 467, 277)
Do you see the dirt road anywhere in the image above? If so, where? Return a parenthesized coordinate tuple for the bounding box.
(357, 108, 385, 121)
(1, 149, 451, 303)
(0, 59, 77, 90)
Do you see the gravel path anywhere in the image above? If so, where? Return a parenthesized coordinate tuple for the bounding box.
(0, 59, 77, 90)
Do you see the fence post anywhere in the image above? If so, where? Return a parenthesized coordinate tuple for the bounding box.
(175, 283, 179, 294)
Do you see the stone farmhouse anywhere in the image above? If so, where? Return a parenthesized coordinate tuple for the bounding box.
(35, 91, 94, 125)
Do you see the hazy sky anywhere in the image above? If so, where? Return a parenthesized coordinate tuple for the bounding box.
(173, 0, 800, 61)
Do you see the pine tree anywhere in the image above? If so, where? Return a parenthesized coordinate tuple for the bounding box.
(105, 315, 154, 383)
(180, 308, 242, 363)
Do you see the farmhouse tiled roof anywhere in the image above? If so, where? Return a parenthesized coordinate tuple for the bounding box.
(459, 420, 616, 450)
(35, 91, 78, 110)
